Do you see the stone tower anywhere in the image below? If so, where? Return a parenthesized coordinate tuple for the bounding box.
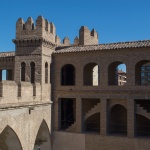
(13, 16, 56, 100)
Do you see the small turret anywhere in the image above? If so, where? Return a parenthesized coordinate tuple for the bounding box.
(79, 26, 98, 45)
(91, 28, 98, 38)
(63, 37, 70, 45)
(55, 35, 61, 45)
(36, 16, 45, 30)
(16, 18, 25, 35)
(45, 19, 50, 32)
(25, 17, 34, 30)
(74, 36, 79, 45)
(50, 22, 56, 34)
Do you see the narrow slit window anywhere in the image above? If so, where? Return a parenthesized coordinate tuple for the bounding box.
(21, 62, 26, 81)
(30, 62, 35, 83)
(45, 62, 48, 83)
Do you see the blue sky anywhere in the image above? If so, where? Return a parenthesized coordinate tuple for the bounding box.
(0, 0, 150, 52)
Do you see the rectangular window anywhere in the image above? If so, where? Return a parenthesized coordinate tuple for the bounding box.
(141, 72, 145, 76)
(146, 66, 150, 70)
(141, 66, 145, 71)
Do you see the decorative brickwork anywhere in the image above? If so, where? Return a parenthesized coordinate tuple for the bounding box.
(0, 16, 150, 150)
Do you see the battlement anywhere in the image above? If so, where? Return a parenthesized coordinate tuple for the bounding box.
(16, 16, 99, 47)
(79, 26, 98, 45)
(16, 16, 56, 43)
(0, 81, 50, 105)
(55, 26, 98, 46)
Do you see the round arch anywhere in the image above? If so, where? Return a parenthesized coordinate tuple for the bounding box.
(61, 64, 75, 85)
(109, 104, 127, 135)
(108, 61, 126, 85)
(83, 62, 99, 86)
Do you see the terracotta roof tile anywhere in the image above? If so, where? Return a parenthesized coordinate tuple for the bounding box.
(54, 40, 150, 54)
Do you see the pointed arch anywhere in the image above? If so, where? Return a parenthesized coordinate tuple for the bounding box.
(34, 120, 51, 150)
(0, 126, 23, 150)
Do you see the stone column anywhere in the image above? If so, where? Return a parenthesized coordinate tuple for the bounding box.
(127, 99, 135, 137)
(76, 97, 83, 133)
(100, 98, 108, 135)
(53, 96, 60, 131)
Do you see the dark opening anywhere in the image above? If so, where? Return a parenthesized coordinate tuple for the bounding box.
(21, 62, 26, 81)
(135, 99, 150, 137)
(136, 114, 150, 137)
(45, 62, 48, 83)
(83, 63, 99, 86)
(32, 23, 34, 30)
(61, 64, 75, 85)
(109, 104, 127, 135)
(30, 62, 35, 83)
(23, 24, 25, 30)
(60, 98, 76, 130)
(7, 70, 13, 80)
(84, 113, 100, 133)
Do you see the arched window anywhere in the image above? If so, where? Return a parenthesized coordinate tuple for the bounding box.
(135, 60, 150, 85)
(83, 63, 99, 86)
(61, 64, 75, 85)
(30, 62, 35, 83)
(45, 62, 48, 83)
(109, 104, 127, 135)
(108, 61, 126, 86)
(21, 62, 26, 81)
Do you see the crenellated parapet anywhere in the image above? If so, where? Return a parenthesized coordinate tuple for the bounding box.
(74, 36, 79, 45)
(79, 26, 98, 45)
(63, 37, 70, 45)
(0, 81, 50, 105)
(55, 26, 99, 47)
(15, 15, 99, 51)
(16, 16, 56, 44)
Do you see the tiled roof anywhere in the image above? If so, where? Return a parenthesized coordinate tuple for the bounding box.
(0, 51, 15, 57)
(54, 40, 150, 54)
